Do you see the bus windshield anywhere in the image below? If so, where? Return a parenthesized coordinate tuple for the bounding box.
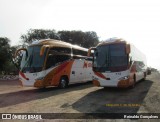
(93, 43, 128, 72)
(20, 45, 47, 73)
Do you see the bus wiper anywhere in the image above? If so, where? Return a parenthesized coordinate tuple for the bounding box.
(98, 60, 109, 72)
(98, 55, 109, 71)
(29, 54, 33, 66)
(32, 66, 36, 72)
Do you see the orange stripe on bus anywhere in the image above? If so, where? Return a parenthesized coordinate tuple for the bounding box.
(19, 71, 29, 80)
(51, 60, 74, 86)
(94, 71, 107, 80)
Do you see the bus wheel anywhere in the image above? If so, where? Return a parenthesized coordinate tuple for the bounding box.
(143, 72, 146, 81)
(59, 77, 68, 89)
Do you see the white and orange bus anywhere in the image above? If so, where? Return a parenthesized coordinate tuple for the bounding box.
(88, 38, 147, 88)
(15, 39, 93, 88)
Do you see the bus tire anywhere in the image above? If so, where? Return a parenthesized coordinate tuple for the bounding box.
(143, 72, 146, 81)
(58, 76, 68, 89)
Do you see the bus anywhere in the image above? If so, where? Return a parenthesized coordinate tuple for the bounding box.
(15, 39, 93, 88)
(88, 38, 147, 88)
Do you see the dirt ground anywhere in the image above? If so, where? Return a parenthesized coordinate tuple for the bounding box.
(0, 72, 160, 122)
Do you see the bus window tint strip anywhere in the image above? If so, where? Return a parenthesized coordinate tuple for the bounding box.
(73, 49, 87, 56)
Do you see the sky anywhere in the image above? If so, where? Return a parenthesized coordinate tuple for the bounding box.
(0, 0, 160, 70)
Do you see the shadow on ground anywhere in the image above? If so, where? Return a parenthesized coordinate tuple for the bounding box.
(0, 81, 93, 108)
(72, 80, 153, 113)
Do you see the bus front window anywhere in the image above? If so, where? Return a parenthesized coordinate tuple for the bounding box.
(93, 46, 109, 68)
(20, 45, 47, 73)
(93, 43, 128, 72)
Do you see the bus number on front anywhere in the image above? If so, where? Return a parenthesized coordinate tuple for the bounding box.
(116, 72, 121, 75)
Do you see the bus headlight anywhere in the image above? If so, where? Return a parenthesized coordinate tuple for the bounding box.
(119, 76, 129, 80)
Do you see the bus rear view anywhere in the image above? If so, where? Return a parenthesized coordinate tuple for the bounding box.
(88, 38, 147, 88)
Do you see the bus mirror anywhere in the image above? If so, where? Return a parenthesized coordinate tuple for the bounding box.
(126, 44, 130, 54)
(130, 60, 132, 66)
(40, 46, 45, 56)
(40, 45, 50, 56)
(15, 48, 28, 58)
(88, 47, 96, 57)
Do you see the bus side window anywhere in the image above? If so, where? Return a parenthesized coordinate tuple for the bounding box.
(46, 47, 71, 69)
(46, 54, 56, 69)
(56, 55, 70, 63)
(72, 49, 87, 59)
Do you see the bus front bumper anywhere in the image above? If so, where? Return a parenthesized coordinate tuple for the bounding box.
(93, 79, 131, 88)
(117, 79, 130, 88)
(34, 80, 44, 88)
(93, 80, 100, 86)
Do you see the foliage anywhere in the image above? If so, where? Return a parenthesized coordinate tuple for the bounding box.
(58, 30, 99, 48)
(0, 37, 19, 74)
(0, 29, 100, 75)
(20, 29, 60, 44)
(20, 29, 99, 48)
(0, 37, 11, 72)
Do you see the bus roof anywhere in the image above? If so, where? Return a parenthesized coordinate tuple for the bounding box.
(30, 39, 88, 51)
(98, 37, 127, 47)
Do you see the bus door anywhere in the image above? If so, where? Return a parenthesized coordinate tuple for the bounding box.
(83, 60, 93, 81)
(70, 59, 86, 83)
(135, 61, 145, 81)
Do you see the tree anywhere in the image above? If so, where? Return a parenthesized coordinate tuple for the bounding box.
(0, 37, 11, 73)
(58, 30, 99, 48)
(0, 37, 19, 75)
(21, 29, 60, 44)
(83, 31, 99, 48)
(20, 29, 99, 48)
(0, 38, 16, 74)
